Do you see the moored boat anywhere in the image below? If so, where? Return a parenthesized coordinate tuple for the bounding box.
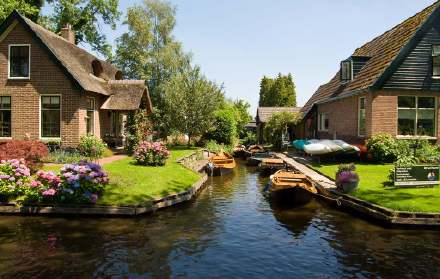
(266, 170, 318, 205)
(247, 152, 276, 166)
(207, 152, 236, 176)
(248, 145, 265, 154)
(258, 158, 286, 173)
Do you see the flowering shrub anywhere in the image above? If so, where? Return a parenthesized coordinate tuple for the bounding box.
(0, 160, 109, 204)
(134, 141, 170, 166)
(0, 159, 31, 201)
(0, 140, 48, 171)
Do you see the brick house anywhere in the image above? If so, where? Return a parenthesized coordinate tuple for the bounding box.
(300, 1, 440, 144)
(0, 11, 152, 147)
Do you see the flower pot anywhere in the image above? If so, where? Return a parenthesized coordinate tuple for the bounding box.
(340, 181, 359, 193)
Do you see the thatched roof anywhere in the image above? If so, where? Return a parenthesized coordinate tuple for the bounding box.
(257, 107, 302, 123)
(301, 1, 440, 115)
(101, 80, 153, 112)
(0, 11, 152, 111)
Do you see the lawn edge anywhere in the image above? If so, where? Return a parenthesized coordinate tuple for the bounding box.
(0, 151, 208, 217)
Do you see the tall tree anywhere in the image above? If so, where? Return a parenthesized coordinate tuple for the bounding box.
(0, 0, 44, 22)
(114, 0, 191, 108)
(163, 66, 224, 145)
(42, 0, 120, 58)
(258, 73, 297, 107)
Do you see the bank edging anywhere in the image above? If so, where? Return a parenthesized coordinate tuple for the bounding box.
(0, 152, 208, 217)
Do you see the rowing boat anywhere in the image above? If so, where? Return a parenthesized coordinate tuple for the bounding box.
(267, 170, 318, 204)
(247, 152, 276, 166)
(258, 158, 286, 173)
(207, 152, 236, 176)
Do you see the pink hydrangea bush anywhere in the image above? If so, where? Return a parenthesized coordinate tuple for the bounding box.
(0, 160, 109, 204)
(0, 159, 31, 201)
(134, 141, 170, 166)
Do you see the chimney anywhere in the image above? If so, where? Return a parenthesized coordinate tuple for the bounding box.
(61, 24, 75, 44)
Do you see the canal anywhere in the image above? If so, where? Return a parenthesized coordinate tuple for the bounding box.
(0, 162, 439, 279)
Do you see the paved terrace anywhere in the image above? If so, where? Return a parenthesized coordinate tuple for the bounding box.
(276, 153, 336, 190)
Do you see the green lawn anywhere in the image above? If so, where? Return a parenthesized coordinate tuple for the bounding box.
(98, 148, 200, 206)
(311, 162, 440, 213)
(42, 148, 201, 206)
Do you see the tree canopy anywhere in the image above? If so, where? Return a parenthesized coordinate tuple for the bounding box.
(163, 66, 224, 145)
(258, 73, 297, 107)
(42, 0, 120, 59)
(114, 0, 191, 108)
(0, 0, 43, 22)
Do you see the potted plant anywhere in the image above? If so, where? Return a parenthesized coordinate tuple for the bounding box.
(335, 164, 359, 193)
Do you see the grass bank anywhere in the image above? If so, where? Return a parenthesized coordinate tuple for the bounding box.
(311, 163, 440, 213)
(43, 148, 201, 206)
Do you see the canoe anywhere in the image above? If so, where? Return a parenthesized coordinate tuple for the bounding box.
(247, 152, 276, 166)
(303, 140, 360, 156)
(207, 152, 236, 176)
(292, 140, 310, 151)
(303, 141, 332, 155)
(258, 158, 286, 173)
(267, 170, 318, 205)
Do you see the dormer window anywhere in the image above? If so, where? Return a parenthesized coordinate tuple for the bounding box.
(8, 44, 30, 79)
(92, 60, 104, 78)
(432, 45, 440, 78)
(340, 60, 352, 83)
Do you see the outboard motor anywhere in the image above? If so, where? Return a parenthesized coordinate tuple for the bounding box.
(206, 162, 214, 177)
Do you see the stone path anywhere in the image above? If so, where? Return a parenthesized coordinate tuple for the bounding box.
(276, 153, 336, 190)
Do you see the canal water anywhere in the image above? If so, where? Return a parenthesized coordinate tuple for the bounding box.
(0, 162, 439, 279)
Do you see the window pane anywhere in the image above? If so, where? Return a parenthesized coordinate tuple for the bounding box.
(398, 96, 416, 108)
(359, 97, 365, 110)
(434, 56, 440, 77)
(0, 97, 11, 110)
(341, 61, 352, 81)
(42, 96, 60, 110)
(87, 110, 94, 135)
(417, 109, 435, 137)
(418, 97, 435, 109)
(42, 110, 60, 137)
(87, 98, 95, 110)
(398, 109, 416, 135)
(359, 110, 366, 135)
(9, 46, 29, 77)
(0, 111, 11, 137)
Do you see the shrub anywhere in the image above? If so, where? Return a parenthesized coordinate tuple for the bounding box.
(241, 131, 256, 147)
(366, 134, 400, 162)
(205, 109, 237, 145)
(204, 140, 233, 154)
(24, 162, 109, 204)
(125, 110, 154, 154)
(0, 159, 31, 201)
(263, 111, 301, 150)
(134, 141, 170, 166)
(0, 140, 48, 171)
(78, 135, 107, 161)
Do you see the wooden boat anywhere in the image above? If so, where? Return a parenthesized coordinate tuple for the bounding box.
(233, 145, 247, 158)
(258, 158, 286, 172)
(248, 145, 265, 155)
(207, 152, 236, 176)
(267, 170, 318, 205)
(247, 152, 276, 166)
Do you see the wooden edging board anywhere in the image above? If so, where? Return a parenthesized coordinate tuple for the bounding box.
(278, 153, 440, 228)
(0, 152, 208, 217)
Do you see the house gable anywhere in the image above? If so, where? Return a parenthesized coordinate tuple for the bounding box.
(376, 5, 440, 90)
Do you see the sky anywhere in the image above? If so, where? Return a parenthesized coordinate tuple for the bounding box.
(44, 0, 437, 114)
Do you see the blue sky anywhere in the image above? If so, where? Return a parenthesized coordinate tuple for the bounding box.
(44, 0, 436, 114)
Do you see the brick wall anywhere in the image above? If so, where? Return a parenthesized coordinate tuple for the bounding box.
(0, 21, 91, 147)
(371, 90, 440, 139)
(316, 94, 369, 143)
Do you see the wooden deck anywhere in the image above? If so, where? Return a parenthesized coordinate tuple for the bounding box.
(275, 153, 336, 190)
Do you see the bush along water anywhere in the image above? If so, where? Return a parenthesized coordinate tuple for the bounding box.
(335, 164, 359, 194)
(0, 160, 109, 205)
(134, 141, 170, 166)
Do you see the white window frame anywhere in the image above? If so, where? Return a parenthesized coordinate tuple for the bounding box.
(397, 95, 437, 139)
(358, 97, 366, 137)
(318, 113, 329, 132)
(85, 97, 96, 135)
(0, 96, 12, 139)
(39, 95, 62, 141)
(8, 44, 31, 80)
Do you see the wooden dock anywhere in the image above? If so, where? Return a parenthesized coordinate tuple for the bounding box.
(276, 153, 336, 190)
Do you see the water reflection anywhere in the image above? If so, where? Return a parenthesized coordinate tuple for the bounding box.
(0, 162, 439, 278)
